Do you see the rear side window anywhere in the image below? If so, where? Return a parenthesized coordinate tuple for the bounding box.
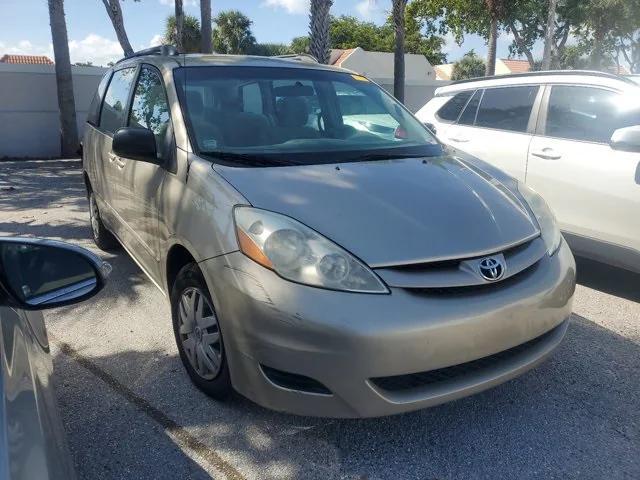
(87, 71, 112, 126)
(475, 86, 538, 133)
(129, 66, 171, 157)
(545, 86, 640, 143)
(458, 89, 482, 126)
(436, 91, 474, 121)
(99, 67, 136, 135)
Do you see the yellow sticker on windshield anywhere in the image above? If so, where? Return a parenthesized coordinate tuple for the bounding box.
(351, 74, 369, 82)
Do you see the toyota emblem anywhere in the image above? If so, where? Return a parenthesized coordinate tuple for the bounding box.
(478, 256, 505, 281)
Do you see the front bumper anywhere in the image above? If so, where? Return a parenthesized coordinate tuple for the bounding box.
(199, 241, 575, 418)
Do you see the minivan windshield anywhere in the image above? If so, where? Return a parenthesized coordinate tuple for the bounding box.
(174, 66, 440, 166)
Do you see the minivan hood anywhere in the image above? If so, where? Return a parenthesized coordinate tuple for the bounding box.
(214, 156, 539, 267)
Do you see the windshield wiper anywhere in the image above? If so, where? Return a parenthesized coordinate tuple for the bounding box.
(344, 152, 432, 163)
(200, 151, 297, 167)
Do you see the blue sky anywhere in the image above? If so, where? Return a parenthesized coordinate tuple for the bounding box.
(0, 0, 530, 66)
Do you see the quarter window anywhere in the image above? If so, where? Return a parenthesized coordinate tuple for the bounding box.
(99, 67, 136, 135)
(437, 91, 474, 122)
(545, 86, 640, 143)
(474, 86, 538, 133)
(88, 71, 112, 126)
(458, 89, 482, 126)
(129, 66, 171, 156)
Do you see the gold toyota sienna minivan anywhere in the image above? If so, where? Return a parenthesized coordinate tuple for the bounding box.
(82, 46, 576, 418)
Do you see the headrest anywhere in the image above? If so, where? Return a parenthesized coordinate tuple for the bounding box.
(276, 97, 310, 128)
(186, 90, 203, 116)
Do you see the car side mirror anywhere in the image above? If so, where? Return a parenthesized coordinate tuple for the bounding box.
(113, 127, 160, 164)
(0, 238, 111, 310)
(610, 126, 640, 153)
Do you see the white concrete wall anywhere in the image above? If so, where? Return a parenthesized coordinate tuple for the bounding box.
(340, 48, 448, 112)
(0, 63, 107, 158)
(494, 59, 512, 76)
(377, 81, 450, 113)
(342, 48, 437, 81)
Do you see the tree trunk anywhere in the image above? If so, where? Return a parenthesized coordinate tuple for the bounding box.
(100, 0, 134, 58)
(309, 0, 333, 64)
(542, 0, 557, 70)
(200, 0, 212, 53)
(175, 0, 184, 52)
(392, 0, 407, 103)
(47, 0, 78, 158)
(509, 22, 535, 68)
(591, 31, 604, 70)
(485, 16, 498, 76)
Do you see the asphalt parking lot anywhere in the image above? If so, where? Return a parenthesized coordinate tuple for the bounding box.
(1, 159, 638, 480)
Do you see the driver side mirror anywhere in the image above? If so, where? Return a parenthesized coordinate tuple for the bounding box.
(610, 126, 640, 153)
(113, 127, 160, 164)
(0, 238, 111, 310)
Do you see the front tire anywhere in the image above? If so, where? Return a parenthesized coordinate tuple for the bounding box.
(171, 263, 232, 399)
(89, 192, 119, 251)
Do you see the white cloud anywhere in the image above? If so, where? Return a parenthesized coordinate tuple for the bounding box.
(263, 0, 309, 15)
(0, 39, 52, 57)
(149, 34, 164, 47)
(442, 32, 459, 55)
(68, 34, 123, 66)
(0, 34, 124, 66)
(355, 0, 375, 19)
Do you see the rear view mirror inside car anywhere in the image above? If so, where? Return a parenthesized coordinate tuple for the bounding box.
(273, 84, 315, 97)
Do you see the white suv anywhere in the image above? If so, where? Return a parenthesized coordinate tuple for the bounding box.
(417, 71, 640, 273)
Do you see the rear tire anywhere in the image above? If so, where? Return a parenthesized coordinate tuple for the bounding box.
(171, 263, 232, 400)
(89, 192, 119, 251)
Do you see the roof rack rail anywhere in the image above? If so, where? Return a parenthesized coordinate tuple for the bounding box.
(115, 45, 180, 65)
(449, 69, 637, 86)
(274, 53, 318, 64)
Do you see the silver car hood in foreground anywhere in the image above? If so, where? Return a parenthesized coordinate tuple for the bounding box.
(214, 156, 539, 267)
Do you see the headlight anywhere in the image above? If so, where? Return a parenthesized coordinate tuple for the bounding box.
(234, 207, 389, 293)
(517, 183, 562, 255)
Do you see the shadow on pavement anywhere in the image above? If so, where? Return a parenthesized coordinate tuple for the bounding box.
(53, 345, 217, 480)
(51, 314, 640, 480)
(0, 161, 87, 215)
(576, 256, 640, 303)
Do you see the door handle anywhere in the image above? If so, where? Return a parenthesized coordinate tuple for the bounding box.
(448, 136, 469, 143)
(115, 159, 126, 169)
(107, 152, 118, 163)
(531, 148, 561, 160)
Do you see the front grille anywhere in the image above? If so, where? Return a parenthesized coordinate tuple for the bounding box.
(261, 365, 332, 395)
(410, 260, 539, 297)
(387, 238, 535, 275)
(370, 323, 560, 393)
(374, 236, 546, 291)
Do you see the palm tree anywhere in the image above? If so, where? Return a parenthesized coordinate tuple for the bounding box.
(309, 0, 333, 64)
(100, 0, 135, 57)
(47, 0, 78, 158)
(200, 0, 213, 53)
(175, 0, 184, 51)
(484, 0, 506, 76)
(164, 15, 201, 53)
(212, 10, 256, 54)
(392, 0, 408, 102)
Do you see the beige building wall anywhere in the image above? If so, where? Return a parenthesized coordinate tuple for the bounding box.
(0, 63, 106, 158)
(339, 48, 448, 112)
